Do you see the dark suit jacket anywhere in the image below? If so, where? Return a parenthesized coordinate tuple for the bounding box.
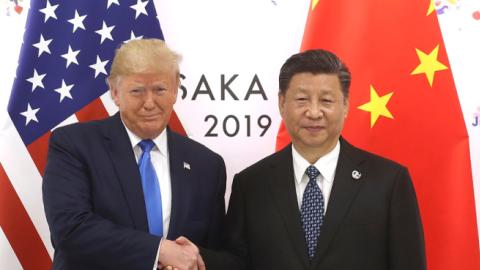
(204, 138, 425, 270)
(43, 113, 226, 270)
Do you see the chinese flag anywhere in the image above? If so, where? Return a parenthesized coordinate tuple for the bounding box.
(276, 1, 480, 269)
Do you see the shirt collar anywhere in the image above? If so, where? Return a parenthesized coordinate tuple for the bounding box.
(292, 140, 341, 184)
(122, 120, 168, 157)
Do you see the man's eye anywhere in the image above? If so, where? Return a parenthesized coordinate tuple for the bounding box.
(130, 88, 143, 95)
(154, 87, 166, 93)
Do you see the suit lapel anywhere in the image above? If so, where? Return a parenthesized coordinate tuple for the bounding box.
(102, 113, 149, 232)
(311, 138, 366, 268)
(166, 129, 192, 239)
(267, 145, 310, 268)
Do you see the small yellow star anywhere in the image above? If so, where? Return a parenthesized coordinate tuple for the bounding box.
(411, 44, 448, 87)
(358, 85, 394, 128)
(312, 0, 319, 11)
(427, 0, 435, 16)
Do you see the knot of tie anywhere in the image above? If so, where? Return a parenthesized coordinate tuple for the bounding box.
(139, 139, 155, 153)
(306, 165, 320, 181)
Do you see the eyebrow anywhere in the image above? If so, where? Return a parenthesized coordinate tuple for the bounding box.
(127, 83, 145, 88)
(128, 80, 165, 86)
(293, 87, 335, 95)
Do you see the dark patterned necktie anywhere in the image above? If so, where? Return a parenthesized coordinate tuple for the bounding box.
(300, 165, 325, 259)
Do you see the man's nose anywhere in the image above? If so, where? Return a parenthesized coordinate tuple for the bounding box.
(142, 89, 156, 109)
(306, 102, 323, 119)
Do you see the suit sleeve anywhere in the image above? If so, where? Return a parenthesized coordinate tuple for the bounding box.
(201, 173, 247, 270)
(42, 128, 160, 270)
(388, 167, 427, 270)
(204, 154, 227, 248)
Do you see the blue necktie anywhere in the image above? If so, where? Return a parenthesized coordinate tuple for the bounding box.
(138, 139, 163, 236)
(301, 165, 324, 259)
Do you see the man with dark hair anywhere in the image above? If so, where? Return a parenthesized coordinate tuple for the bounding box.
(204, 49, 426, 270)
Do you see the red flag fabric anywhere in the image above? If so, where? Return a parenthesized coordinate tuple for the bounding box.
(276, 1, 480, 269)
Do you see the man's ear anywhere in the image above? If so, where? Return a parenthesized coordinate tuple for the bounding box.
(172, 79, 179, 104)
(343, 97, 349, 119)
(278, 92, 286, 119)
(109, 78, 120, 107)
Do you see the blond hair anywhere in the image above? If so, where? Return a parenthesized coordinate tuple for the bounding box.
(108, 39, 181, 84)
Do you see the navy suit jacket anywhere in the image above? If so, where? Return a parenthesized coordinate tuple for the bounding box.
(43, 113, 226, 270)
(203, 138, 425, 270)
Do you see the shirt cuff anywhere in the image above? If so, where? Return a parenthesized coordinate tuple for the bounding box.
(153, 238, 163, 270)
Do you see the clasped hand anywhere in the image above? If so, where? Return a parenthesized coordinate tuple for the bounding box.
(158, 236, 205, 270)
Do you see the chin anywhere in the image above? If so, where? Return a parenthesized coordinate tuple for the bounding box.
(306, 134, 328, 143)
(137, 125, 163, 138)
(305, 137, 332, 147)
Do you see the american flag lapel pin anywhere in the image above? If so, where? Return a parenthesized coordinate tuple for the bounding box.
(183, 162, 191, 170)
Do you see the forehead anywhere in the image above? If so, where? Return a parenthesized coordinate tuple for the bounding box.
(288, 73, 341, 94)
(118, 72, 176, 85)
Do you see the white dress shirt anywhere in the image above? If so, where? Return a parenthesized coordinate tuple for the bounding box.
(122, 123, 172, 269)
(123, 125, 172, 237)
(122, 123, 172, 270)
(292, 141, 340, 215)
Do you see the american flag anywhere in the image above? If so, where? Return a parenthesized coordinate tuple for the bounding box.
(9, 0, 163, 146)
(2, 0, 186, 269)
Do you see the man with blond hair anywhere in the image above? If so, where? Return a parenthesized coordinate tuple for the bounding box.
(43, 39, 226, 270)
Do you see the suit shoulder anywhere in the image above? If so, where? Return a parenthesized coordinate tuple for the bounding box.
(235, 147, 287, 180)
(346, 142, 408, 172)
(169, 130, 223, 161)
(50, 117, 110, 142)
(52, 116, 109, 134)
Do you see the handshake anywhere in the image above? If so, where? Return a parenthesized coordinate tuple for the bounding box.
(158, 236, 206, 270)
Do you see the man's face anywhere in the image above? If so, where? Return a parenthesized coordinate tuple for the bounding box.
(279, 72, 348, 157)
(110, 72, 178, 139)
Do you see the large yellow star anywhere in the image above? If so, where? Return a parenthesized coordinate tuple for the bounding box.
(358, 85, 394, 128)
(411, 44, 448, 87)
(312, 0, 319, 11)
(427, 0, 435, 16)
